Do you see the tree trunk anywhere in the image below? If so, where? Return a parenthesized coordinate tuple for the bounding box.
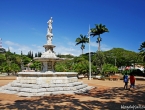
(7, 72, 9, 76)
(98, 35, 101, 51)
(98, 42, 100, 51)
(82, 49, 83, 54)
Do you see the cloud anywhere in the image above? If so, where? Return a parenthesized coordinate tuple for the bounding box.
(4, 40, 81, 56)
(4, 41, 44, 55)
(90, 41, 111, 51)
(3, 40, 112, 57)
(54, 45, 81, 56)
(67, 42, 75, 46)
(5, 41, 19, 46)
(90, 41, 97, 47)
(101, 44, 112, 51)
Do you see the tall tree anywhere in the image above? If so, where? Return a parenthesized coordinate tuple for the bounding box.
(0, 54, 6, 65)
(8, 47, 10, 52)
(35, 53, 38, 57)
(21, 51, 23, 56)
(11, 63, 20, 75)
(31, 51, 33, 59)
(75, 34, 89, 54)
(37, 52, 40, 57)
(139, 41, 145, 62)
(90, 24, 109, 51)
(92, 51, 105, 74)
(27, 51, 30, 58)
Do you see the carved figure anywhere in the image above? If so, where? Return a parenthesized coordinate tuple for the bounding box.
(47, 17, 53, 44)
(47, 17, 53, 33)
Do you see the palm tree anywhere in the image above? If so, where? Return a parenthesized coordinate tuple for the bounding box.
(90, 24, 109, 51)
(75, 34, 89, 54)
(139, 41, 145, 62)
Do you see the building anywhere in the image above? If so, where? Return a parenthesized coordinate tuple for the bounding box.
(0, 38, 6, 53)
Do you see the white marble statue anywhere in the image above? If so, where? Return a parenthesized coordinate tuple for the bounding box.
(47, 17, 53, 44)
(47, 17, 53, 34)
(47, 35, 52, 44)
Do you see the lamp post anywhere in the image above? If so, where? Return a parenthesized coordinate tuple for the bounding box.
(115, 57, 116, 74)
(88, 25, 91, 80)
(21, 59, 23, 71)
(131, 60, 135, 69)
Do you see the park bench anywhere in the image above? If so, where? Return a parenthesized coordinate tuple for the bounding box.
(109, 75, 120, 81)
(77, 75, 84, 79)
(92, 75, 101, 80)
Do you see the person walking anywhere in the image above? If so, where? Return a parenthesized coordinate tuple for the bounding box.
(123, 73, 129, 89)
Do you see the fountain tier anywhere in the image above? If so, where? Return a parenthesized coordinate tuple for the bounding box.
(34, 44, 63, 72)
(0, 72, 93, 96)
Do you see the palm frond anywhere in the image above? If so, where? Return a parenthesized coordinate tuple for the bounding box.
(91, 24, 109, 36)
(75, 34, 89, 54)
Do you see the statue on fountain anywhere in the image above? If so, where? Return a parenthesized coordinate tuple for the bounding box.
(47, 17, 53, 44)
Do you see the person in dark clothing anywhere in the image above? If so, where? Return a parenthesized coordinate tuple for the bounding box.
(123, 73, 129, 89)
(129, 73, 136, 89)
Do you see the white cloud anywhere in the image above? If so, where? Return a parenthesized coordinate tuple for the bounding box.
(3, 40, 112, 57)
(4, 40, 81, 56)
(67, 42, 75, 46)
(101, 44, 112, 51)
(5, 41, 19, 46)
(54, 45, 81, 56)
(90, 41, 98, 47)
(4, 41, 44, 55)
(90, 41, 111, 51)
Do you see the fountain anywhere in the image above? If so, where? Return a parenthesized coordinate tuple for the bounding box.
(0, 17, 93, 97)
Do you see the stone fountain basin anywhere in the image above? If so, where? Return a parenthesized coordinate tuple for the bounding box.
(17, 72, 78, 84)
(18, 72, 77, 77)
(0, 72, 93, 96)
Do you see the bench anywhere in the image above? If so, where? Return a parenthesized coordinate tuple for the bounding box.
(92, 75, 101, 80)
(109, 75, 120, 81)
(77, 75, 84, 79)
(78, 77, 83, 79)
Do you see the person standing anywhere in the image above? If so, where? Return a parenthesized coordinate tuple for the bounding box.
(129, 72, 136, 89)
(123, 73, 129, 89)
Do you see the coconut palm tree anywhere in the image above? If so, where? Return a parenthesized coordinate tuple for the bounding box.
(90, 24, 109, 51)
(139, 41, 145, 62)
(75, 34, 89, 54)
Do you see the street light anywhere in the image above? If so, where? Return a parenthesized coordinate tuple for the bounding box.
(88, 25, 91, 80)
(115, 57, 116, 74)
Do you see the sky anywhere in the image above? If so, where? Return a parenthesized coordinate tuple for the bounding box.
(0, 0, 145, 56)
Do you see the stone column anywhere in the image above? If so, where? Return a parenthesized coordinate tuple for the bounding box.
(47, 61, 52, 71)
(42, 62, 48, 72)
(52, 61, 55, 72)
